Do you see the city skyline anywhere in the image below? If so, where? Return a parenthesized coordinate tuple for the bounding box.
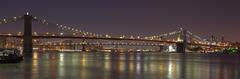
(0, 0, 240, 42)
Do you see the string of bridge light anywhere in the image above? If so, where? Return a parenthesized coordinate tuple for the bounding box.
(144, 30, 181, 40)
(160, 30, 181, 37)
(0, 16, 23, 25)
(187, 31, 213, 44)
(32, 16, 156, 40)
(31, 16, 193, 41)
(186, 31, 204, 41)
(32, 16, 106, 37)
(39, 42, 163, 46)
(185, 34, 201, 42)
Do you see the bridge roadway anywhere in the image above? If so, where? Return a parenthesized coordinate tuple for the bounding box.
(0, 34, 228, 48)
(35, 42, 164, 46)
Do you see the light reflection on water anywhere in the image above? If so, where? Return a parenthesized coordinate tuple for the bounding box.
(0, 52, 240, 79)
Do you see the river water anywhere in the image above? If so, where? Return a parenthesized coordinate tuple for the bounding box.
(0, 52, 239, 79)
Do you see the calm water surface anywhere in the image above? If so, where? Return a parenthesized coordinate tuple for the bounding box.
(0, 52, 239, 79)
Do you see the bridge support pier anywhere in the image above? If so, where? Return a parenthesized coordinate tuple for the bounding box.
(159, 45, 164, 52)
(176, 42, 186, 53)
(23, 14, 33, 57)
(73, 44, 77, 50)
(82, 44, 86, 52)
(82, 39, 86, 52)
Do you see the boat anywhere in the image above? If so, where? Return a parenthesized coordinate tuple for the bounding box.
(0, 48, 23, 63)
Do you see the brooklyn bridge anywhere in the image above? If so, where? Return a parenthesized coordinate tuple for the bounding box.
(0, 13, 231, 57)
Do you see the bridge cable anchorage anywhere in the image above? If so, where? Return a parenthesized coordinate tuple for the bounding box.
(0, 16, 24, 25)
(32, 16, 106, 38)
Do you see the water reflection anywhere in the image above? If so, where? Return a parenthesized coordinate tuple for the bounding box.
(0, 52, 240, 79)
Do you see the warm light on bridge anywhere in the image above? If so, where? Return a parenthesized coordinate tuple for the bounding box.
(0, 14, 234, 52)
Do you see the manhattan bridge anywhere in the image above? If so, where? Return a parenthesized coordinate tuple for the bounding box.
(0, 13, 231, 56)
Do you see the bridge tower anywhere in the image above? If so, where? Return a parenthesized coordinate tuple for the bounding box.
(23, 13, 33, 57)
(176, 28, 187, 53)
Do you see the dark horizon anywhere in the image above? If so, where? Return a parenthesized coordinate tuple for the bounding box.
(0, 0, 240, 42)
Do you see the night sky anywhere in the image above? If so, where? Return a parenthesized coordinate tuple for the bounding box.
(0, 0, 240, 41)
